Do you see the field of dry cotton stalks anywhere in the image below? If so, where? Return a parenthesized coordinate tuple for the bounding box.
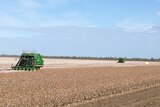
(0, 66, 160, 106)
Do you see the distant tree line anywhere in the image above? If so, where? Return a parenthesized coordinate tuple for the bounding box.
(0, 54, 19, 57)
(44, 56, 160, 62)
(0, 54, 160, 62)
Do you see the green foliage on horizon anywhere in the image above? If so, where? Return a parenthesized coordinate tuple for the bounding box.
(0, 54, 160, 62)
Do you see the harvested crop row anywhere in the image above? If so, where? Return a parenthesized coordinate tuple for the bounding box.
(0, 66, 160, 106)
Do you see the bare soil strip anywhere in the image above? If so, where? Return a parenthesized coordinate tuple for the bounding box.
(68, 84, 160, 107)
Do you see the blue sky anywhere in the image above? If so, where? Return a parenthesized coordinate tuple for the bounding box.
(0, 0, 160, 58)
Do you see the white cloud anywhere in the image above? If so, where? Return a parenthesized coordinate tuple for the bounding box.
(0, 14, 26, 27)
(0, 10, 93, 28)
(157, 11, 160, 16)
(17, 0, 74, 9)
(18, 0, 42, 10)
(0, 1, 104, 39)
(48, 0, 81, 6)
(116, 20, 160, 33)
(0, 9, 94, 38)
(0, 0, 92, 28)
(155, 0, 160, 2)
(47, 0, 72, 5)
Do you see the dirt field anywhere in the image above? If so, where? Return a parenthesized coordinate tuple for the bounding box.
(72, 85, 160, 107)
(0, 57, 160, 106)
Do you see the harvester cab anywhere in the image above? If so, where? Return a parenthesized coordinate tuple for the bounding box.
(12, 53, 44, 71)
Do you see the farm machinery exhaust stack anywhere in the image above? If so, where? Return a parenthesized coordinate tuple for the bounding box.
(12, 53, 44, 71)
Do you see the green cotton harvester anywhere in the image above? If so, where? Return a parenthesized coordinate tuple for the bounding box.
(12, 53, 44, 71)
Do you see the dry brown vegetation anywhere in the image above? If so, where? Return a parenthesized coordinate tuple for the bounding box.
(0, 66, 160, 106)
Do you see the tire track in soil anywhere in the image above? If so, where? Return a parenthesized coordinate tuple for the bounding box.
(69, 85, 160, 107)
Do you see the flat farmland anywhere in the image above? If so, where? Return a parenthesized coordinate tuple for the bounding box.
(0, 57, 160, 72)
(0, 57, 160, 106)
